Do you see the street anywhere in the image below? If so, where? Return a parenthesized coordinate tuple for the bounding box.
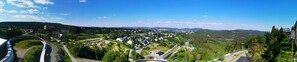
(223, 50, 248, 62)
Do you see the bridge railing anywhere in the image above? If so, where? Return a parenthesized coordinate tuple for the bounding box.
(0, 41, 15, 62)
(39, 41, 47, 62)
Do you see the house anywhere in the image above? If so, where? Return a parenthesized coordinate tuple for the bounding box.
(158, 37, 164, 40)
(142, 39, 150, 46)
(21, 29, 33, 33)
(127, 40, 133, 44)
(123, 36, 128, 41)
(149, 50, 164, 57)
(116, 38, 124, 42)
(145, 37, 150, 39)
(154, 39, 159, 42)
(61, 29, 69, 34)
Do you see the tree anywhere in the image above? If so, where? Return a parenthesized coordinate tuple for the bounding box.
(0, 29, 23, 39)
(102, 50, 128, 62)
(248, 37, 265, 62)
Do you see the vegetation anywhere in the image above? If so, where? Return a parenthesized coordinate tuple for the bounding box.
(15, 40, 42, 48)
(102, 50, 129, 62)
(167, 29, 264, 61)
(130, 50, 144, 60)
(23, 46, 43, 62)
(68, 43, 107, 60)
(247, 26, 293, 62)
(58, 49, 72, 62)
(0, 22, 270, 62)
(0, 29, 23, 39)
(168, 48, 198, 62)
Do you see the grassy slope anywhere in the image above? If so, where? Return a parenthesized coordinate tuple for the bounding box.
(23, 46, 43, 62)
(15, 40, 42, 48)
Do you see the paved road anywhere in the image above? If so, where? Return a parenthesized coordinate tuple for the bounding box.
(223, 50, 248, 62)
(158, 45, 180, 59)
(48, 43, 59, 62)
(63, 45, 77, 62)
(236, 56, 249, 62)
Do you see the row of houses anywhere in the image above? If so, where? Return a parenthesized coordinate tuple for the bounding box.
(115, 31, 176, 48)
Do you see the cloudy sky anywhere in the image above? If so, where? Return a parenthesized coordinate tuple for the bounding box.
(0, 0, 297, 31)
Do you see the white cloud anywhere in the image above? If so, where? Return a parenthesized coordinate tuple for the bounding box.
(34, 0, 53, 5)
(0, 9, 18, 13)
(50, 17, 63, 20)
(20, 9, 39, 14)
(7, 0, 38, 8)
(0, 1, 18, 13)
(62, 13, 69, 16)
(0, 1, 4, 8)
(203, 15, 207, 18)
(0, 9, 17, 13)
(79, 0, 87, 3)
(43, 7, 48, 9)
(13, 15, 45, 21)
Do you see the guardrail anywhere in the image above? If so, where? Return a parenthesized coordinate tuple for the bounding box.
(39, 39, 47, 62)
(0, 41, 15, 62)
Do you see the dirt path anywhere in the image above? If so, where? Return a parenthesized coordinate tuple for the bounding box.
(62, 45, 77, 62)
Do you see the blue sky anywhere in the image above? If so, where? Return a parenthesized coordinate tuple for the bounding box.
(0, 0, 297, 31)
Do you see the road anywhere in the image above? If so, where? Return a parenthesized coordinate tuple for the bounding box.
(47, 43, 59, 62)
(21, 46, 37, 58)
(223, 50, 248, 62)
(158, 45, 180, 59)
(236, 56, 249, 62)
(62, 45, 77, 62)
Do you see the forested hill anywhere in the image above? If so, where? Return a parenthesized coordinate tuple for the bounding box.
(0, 22, 78, 30)
(190, 29, 265, 40)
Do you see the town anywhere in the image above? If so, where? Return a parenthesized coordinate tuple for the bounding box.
(0, 22, 267, 62)
(0, 0, 296, 62)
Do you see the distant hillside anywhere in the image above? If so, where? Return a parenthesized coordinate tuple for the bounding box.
(0, 22, 147, 34)
(0, 22, 78, 30)
(0, 22, 265, 36)
(190, 29, 265, 41)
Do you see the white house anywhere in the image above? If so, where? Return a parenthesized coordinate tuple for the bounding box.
(127, 40, 133, 44)
(116, 38, 124, 42)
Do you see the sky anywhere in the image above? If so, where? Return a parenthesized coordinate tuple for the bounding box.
(0, 0, 297, 31)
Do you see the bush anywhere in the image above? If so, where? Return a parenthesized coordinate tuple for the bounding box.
(102, 50, 128, 62)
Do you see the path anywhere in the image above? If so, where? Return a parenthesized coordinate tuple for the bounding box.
(62, 45, 77, 62)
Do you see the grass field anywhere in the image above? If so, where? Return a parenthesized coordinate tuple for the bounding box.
(15, 40, 42, 48)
